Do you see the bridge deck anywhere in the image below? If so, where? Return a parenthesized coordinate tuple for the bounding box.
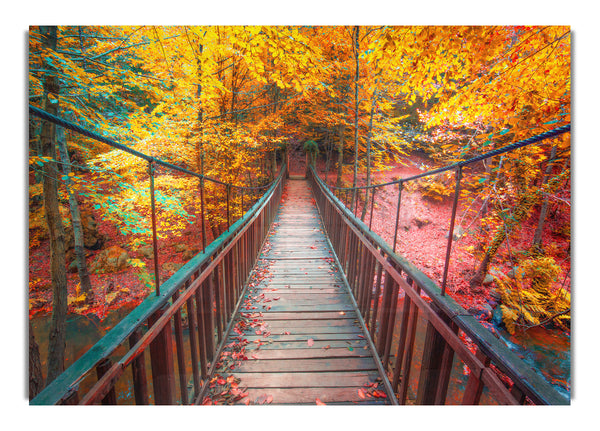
(205, 179, 390, 405)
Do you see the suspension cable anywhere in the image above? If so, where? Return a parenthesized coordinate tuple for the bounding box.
(29, 104, 275, 191)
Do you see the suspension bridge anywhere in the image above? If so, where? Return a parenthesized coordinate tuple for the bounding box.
(29, 105, 570, 405)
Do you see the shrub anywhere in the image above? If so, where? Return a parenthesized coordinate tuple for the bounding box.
(495, 256, 570, 334)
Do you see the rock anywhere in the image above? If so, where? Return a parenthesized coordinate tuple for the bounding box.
(506, 266, 520, 279)
(162, 262, 183, 275)
(492, 306, 504, 326)
(173, 244, 189, 253)
(412, 217, 431, 228)
(182, 247, 199, 261)
(482, 303, 494, 319)
(64, 210, 106, 252)
(172, 243, 200, 260)
(105, 288, 130, 306)
(444, 226, 464, 241)
(138, 245, 154, 259)
(469, 305, 493, 321)
(489, 287, 502, 302)
(91, 246, 130, 273)
(482, 274, 494, 285)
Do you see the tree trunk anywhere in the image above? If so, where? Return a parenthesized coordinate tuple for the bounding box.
(470, 191, 537, 289)
(40, 25, 68, 385)
(271, 150, 278, 179)
(361, 91, 377, 221)
(532, 145, 558, 253)
(271, 86, 279, 179)
(56, 126, 93, 302)
(29, 320, 44, 400)
(336, 124, 345, 187)
(196, 43, 204, 175)
(324, 130, 332, 185)
(351, 25, 360, 210)
(29, 118, 43, 185)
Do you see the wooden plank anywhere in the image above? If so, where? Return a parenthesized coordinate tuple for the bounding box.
(245, 339, 368, 350)
(238, 387, 389, 404)
(244, 293, 351, 303)
(242, 347, 372, 360)
(241, 325, 362, 335)
(234, 371, 380, 388)
(239, 303, 356, 312)
(247, 311, 358, 320)
(230, 333, 366, 343)
(249, 288, 345, 295)
(247, 319, 360, 329)
(232, 357, 378, 373)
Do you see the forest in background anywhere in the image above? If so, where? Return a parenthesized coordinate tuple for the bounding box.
(28, 25, 570, 397)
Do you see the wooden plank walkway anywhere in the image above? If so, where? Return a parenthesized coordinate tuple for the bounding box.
(202, 179, 391, 405)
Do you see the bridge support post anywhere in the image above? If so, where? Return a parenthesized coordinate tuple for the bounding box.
(461, 349, 490, 405)
(148, 304, 176, 405)
(95, 358, 117, 404)
(415, 306, 454, 405)
(129, 327, 149, 404)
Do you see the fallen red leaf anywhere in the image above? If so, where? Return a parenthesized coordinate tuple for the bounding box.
(315, 398, 326, 405)
(358, 388, 366, 399)
(373, 390, 387, 398)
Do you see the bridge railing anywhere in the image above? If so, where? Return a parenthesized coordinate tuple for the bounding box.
(32, 168, 284, 405)
(308, 128, 569, 406)
(29, 105, 286, 404)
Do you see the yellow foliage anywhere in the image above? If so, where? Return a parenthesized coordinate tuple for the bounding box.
(495, 256, 570, 334)
(408, 172, 454, 201)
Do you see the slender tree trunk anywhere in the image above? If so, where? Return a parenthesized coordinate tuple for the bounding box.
(361, 91, 377, 221)
(271, 150, 277, 179)
(56, 126, 93, 302)
(271, 86, 279, 179)
(532, 145, 558, 252)
(325, 130, 332, 184)
(470, 189, 537, 289)
(231, 59, 237, 126)
(40, 25, 68, 385)
(29, 320, 44, 400)
(351, 25, 360, 210)
(29, 119, 43, 185)
(196, 43, 204, 175)
(336, 123, 345, 187)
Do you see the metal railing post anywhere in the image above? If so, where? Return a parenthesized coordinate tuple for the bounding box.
(226, 184, 231, 230)
(441, 166, 463, 295)
(200, 176, 207, 253)
(148, 159, 160, 296)
(393, 181, 403, 253)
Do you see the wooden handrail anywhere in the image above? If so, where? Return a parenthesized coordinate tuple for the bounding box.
(308, 166, 568, 405)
